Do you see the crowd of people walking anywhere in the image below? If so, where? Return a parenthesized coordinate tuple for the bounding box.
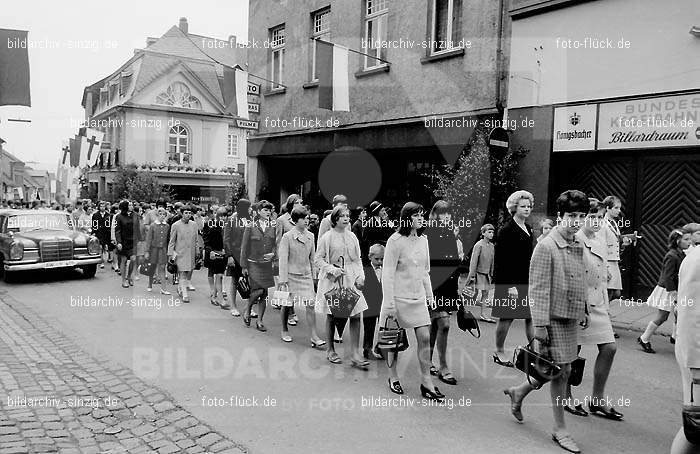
(62, 189, 700, 454)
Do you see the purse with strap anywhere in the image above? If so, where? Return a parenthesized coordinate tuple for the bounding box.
(456, 306, 481, 338)
(683, 378, 700, 445)
(324, 256, 361, 318)
(513, 339, 563, 389)
(377, 315, 409, 368)
(568, 357, 586, 387)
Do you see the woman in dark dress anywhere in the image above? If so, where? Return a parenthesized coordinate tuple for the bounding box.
(204, 207, 229, 308)
(115, 199, 141, 289)
(492, 190, 535, 367)
(426, 200, 461, 385)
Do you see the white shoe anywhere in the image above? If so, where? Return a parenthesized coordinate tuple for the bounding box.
(146, 287, 152, 292)
(160, 288, 171, 295)
(187, 285, 196, 291)
(134, 275, 140, 281)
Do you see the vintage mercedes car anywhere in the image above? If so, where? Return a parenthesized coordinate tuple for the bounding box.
(0, 209, 102, 282)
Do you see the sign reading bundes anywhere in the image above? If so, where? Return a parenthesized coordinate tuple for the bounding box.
(598, 94, 700, 149)
(553, 105, 596, 151)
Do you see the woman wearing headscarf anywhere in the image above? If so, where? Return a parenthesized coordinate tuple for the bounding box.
(114, 200, 141, 288)
(224, 199, 251, 317)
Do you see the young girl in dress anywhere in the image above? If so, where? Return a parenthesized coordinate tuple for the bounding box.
(536, 218, 554, 243)
(466, 224, 496, 323)
(638, 228, 692, 353)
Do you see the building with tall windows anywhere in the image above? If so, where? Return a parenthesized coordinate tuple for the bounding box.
(82, 18, 248, 203)
(247, 0, 509, 210)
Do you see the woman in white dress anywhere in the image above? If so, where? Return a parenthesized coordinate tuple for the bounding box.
(315, 205, 368, 368)
(565, 198, 623, 420)
(379, 202, 443, 400)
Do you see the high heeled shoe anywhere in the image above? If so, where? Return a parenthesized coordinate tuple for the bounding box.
(420, 384, 444, 401)
(388, 379, 404, 395)
(503, 388, 523, 422)
(493, 352, 514, 368)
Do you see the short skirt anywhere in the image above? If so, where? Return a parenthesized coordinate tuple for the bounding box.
(314, 280, 368, 317)
(491, 284, 531, 319)
(148, 247, 168, 265)
(646, 285, 677, 312)
(475, 273, 494, 291)
(286, 273, 316, 308)
(248, 261, 275, 290)
(117, 244, 134, 257)
(607, 261, 622, 290)
(548, 319, 579, 364)
(395, 296, 431, 329)
(579, 302, 615, 345)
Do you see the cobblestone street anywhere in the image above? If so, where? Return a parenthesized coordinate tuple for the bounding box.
(0, 292, 245, 454)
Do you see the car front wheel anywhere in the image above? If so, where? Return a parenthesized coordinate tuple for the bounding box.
(81, 264, 97, 278)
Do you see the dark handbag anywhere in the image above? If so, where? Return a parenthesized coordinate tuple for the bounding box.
(237, 275, 251, 299)
(166, 259, 178, 275)
(376, 316, 409, 368)
(568, 357, 586, 387)
(513, 339, 563, 389)
(456, 306, 481, 338)
(194, 254, 203, 270)
(138, 262, 156, 277)
(324, 256, 361, 318)
(683, 379, 700, 445)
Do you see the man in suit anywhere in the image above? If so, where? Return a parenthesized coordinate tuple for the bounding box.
(362, 244, 385, 360)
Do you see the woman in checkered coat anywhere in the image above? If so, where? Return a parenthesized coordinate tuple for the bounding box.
(503, 190, 589, 454)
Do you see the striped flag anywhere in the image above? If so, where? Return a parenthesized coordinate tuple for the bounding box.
(222, 66, 249, 119)
(0, 28, 31, 107)
(317, 40, 349, 111)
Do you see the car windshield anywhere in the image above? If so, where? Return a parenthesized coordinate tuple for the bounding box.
(6, 213, 72, 232)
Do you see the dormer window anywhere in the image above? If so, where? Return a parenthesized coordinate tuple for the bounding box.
(155, 82, 202, 109)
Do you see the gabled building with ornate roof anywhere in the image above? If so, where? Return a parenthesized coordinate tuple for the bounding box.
(83, 18, 249, 203)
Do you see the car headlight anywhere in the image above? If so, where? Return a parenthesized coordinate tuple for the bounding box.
(9, 242, 24, 260)
(88, 237, 101, 255)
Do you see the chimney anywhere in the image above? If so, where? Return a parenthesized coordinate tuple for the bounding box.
(179, 17, 188, 34)
(146, 37, 158, 47)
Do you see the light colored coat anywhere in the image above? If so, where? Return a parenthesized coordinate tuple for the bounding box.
(576, 229, 608, 307)
(381, 232, 433, 309)
(167, 219, 200, 272)
(676, 245, 700, 403)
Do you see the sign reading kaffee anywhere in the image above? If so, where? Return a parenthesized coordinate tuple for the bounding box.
(598, 93, 700, 149)
(552, 105, 596, 151)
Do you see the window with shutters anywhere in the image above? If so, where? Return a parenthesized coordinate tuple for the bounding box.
(310, 8, 330, 82)
(270, 25, 285, 90)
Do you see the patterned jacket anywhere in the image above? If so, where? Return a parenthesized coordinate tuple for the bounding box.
(529, 227, 587, 327)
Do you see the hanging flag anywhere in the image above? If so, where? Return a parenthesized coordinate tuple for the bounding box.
(61, 146, 71, 166)
(0, 28, 31, 107)
(317, 40, 349, 111)
(69, 136, 81, 168)
(83, 128, 103, 165)
(222, 66, 250, 119)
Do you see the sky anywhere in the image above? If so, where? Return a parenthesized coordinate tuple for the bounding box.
(0, 0, 248, 170)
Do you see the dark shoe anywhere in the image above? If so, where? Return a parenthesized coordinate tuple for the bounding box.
(637, 337, 655, 354)
(243, 315, 251, 327)
(614, 332, 620, 339)
(438, 372, 457, 386)
(121, 282, 130, 288)
(128, 279, 134, 287)
(429, 365, 438, 376)
(503, 388, 523, 422)
(250, 311, 258, 318)
(350, 359, 369, 371)
(493, 353, 514, 368)
(210, 299, 220, 306)
(220, 304, 231, 310)
(420, 384, 444, 401)
(388, 379, 404, 395)
(256, 322, 267, 332)
(552, 432, 581, 453)
(327, 352, 342, 364)
(589, 404, 623, 420)
(670, 336, 676, 344)
(564, 404, 588, 417)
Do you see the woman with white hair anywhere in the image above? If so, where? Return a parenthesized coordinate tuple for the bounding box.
(492, 190, 535, 367)
(671, 246, 700, 453)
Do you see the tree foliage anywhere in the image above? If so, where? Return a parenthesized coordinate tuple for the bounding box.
(226, 174, 248, 206)
(111, 164, 172, 202)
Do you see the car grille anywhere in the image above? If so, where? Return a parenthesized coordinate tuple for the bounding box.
(40, 240, 74, 262)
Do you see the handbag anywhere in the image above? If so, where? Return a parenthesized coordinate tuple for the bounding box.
(513, 339, 563, 389)
(683, 379, 700, 445)
(166, 259, 178, 275)
(324, 256, 361, 318)
(138, 262, 156, 277)
(456, 306, 481, 338)
(568, 357, 586, 387)
(271, 290, 292, 307)
(237, 275, 251, 299)
(376, 315, 409, 368)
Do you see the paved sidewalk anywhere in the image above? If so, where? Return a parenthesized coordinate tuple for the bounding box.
(0, 292, 246, 454)
(609, 298, 673, 337)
